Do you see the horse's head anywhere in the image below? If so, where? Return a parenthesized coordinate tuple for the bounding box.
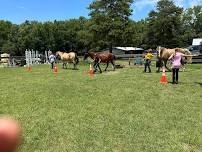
(156, 46, 163, 58)
(56, 51, 62, 60)
(83, 52, 89, 61)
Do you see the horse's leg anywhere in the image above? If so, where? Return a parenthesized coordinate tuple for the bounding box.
(104, 62, 109, 71)
(111, 60, 115, 71)
(164, 60, 171, 71)
(157, 67, 160, 73)
(65, 63, 68, 69)
(73, 59, 78, 70)
(156, 61, 160, 73)
(98, 63, 102, 73)
(73, 63, 75, 69)
(93, 61, 97, 72)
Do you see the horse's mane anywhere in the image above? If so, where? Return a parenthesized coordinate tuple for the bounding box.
(175, 48, 191, 55)
(157, 46, 166, 58)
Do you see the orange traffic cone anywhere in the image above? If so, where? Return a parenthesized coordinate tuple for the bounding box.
(89, 64, 93, 77)
(160, 67, 167, 84)
(27, 66, 32, 72)
(53, 65, 58, 75)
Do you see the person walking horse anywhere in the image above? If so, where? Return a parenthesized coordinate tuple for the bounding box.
(157, 46, 193, 71)
(83, 51, 115, 73)
(48, 52, 56, 69)
(169, 48, 194, 84)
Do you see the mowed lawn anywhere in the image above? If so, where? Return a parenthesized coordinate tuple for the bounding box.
(0, 62, 201, 152)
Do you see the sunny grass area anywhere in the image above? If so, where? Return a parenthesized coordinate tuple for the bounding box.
(0, 62, 201, 152)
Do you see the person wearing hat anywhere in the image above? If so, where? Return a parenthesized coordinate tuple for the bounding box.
(144, 49, 153, 73)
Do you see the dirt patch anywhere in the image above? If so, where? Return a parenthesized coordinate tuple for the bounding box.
(103, 70, 120, 75)
(182, 143, 201, 152)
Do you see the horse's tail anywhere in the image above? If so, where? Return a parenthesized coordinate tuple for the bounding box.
(75, 54, 79, 64)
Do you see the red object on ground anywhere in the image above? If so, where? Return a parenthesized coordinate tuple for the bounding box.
(0, 118, 21, 152)
(160, 67, 168, 84)
(53, 65, 58, 74)
(88, 64, 93, 77)
(27, 66, 32, 72)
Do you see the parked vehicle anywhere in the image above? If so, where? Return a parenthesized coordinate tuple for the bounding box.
(187, 45, 202, 55)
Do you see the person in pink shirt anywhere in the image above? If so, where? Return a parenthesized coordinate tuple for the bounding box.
(169, 50, 194, 84)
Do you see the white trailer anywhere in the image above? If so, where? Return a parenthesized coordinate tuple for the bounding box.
(192, 38, 202, 46)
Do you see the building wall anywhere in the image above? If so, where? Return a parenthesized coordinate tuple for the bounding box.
(104, 48, 144, 55)
(112, 49, 125, 55)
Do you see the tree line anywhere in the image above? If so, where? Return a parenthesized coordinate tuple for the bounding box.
(0, 0, 202, 55)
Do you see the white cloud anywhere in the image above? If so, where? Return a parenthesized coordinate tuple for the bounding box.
(133, 0, 158, 10)
(175, 0, 184, 6)
(188, 0, 202, 7)
(133, 0, 202, 10)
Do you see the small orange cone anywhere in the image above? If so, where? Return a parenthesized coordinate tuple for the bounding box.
(27, 66, 32, 72)
(89, 64, 93, 77)
(160, 67, 167, 84)
(53, 65, 58, 75)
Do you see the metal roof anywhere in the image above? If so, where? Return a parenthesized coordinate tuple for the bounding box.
(114, 47, 144, 51)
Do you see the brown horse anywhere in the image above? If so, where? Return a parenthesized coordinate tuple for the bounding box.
(83, 52, 115, 73)
(157, 46, 192, 71)
(56, 51, 79, 69)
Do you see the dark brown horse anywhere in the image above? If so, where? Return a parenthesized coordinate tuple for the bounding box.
(83, 52, 115, 73)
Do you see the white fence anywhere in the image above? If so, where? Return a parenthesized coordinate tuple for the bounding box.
(25, 49, 40, 66)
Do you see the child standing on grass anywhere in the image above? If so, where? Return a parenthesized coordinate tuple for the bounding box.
(144, 49, 153, 73)
(169, 49, 194, 84)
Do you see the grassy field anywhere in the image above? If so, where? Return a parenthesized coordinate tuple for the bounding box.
(0, 62, 202, 152)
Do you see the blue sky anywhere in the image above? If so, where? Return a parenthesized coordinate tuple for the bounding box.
(0, 0, 201, 24)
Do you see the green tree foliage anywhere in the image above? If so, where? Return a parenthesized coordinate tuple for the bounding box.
(181, 6, 202, 46)
(2, 24, 19, 55)
(88, 0, 134, 52)
(0, 20, 12, 52)
(146, 0, 183, 48)
(0, 0, 201, 55)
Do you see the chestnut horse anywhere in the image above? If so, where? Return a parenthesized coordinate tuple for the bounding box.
(157, 46, 192, 71)
(83, 52, 115, 73)
(56, 51, 79, 69)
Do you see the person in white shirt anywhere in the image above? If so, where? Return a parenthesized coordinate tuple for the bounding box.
(48, 53, 56, 69)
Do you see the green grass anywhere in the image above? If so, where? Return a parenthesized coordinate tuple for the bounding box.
(0, 62, 202, 152)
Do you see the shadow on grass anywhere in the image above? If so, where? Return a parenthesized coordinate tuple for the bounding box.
(195, 82, 202, 87)
(61, 68, 79, 70)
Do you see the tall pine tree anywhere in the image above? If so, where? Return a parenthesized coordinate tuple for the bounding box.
(88, 0, 133, 52)
(147, 0, 183, 48)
